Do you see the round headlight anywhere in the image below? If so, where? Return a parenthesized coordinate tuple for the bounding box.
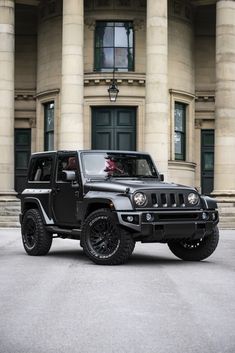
(188, 192, 199, 205)
(134, 192, 147, 206)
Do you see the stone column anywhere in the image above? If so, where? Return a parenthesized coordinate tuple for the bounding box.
(145, 0, 168, 176)
(59, 0, 84, 149)
(214, 0, 235, 200)
(0, 0, 15, 198)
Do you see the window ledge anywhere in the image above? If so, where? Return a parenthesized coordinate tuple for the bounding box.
(84, 72, 145, 86)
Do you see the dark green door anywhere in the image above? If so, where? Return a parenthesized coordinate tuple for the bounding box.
(201, 130, 214, 195)
(92, 107, 136, 150)
(15, 129, 31, 193)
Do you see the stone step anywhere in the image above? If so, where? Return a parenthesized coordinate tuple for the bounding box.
(0, 221, 20, 228)
(219, 223, 235, 230)
(0, 199, 20, 204)
(0, 215, 20, 222)
(0, 203, 20, 210)
(218, 205, 235, 212)
(217, 203, 235, 229)
(0, 200, 21, 227)
(0, 207, 21, 215)
(219, 212, 235, 217)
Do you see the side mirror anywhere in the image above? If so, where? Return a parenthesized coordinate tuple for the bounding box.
(160, 174, 164, 181)
(61, 170, 76, 182)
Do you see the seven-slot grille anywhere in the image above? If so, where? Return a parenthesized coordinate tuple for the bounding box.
(151, 192, 187, 208)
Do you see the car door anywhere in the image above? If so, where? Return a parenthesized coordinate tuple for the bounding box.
(52, 152, 81, 226)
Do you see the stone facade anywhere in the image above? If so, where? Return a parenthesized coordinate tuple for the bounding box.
(0, 0, 235, 227)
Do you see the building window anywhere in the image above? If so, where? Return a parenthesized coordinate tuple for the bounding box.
(44, 102, 54, 151)
(174, 102, 186, 160)
(94, 21, 134, 72)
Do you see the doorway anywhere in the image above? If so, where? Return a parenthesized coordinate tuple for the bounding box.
(92, 107, 136, 151)
(201, 130, 214, 195)
(15, 129, 31, 193)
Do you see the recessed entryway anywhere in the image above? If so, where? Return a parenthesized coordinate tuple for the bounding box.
(92, 107, 136, 151)
(201, 129, 214, 195)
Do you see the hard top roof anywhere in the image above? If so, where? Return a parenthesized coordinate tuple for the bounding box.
(31, 150, 151, 156)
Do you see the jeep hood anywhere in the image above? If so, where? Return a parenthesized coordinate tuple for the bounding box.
(84, 178, 196, 194)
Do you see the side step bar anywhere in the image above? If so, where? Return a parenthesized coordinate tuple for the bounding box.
(46, 226, 81, 240)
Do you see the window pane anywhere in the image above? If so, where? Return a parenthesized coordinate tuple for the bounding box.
(44, 102, 54, 151)
(204, 152, 214, 171)
(175, 109, 184, 132)
(45, 103, 54, 132)
(45, 110, 54, 131)
(15, 132, 30, 146)
(175, 132, 182, 155)
(174, 102, 186, 160)
(102, 48, 114, 68)
(128, 27, 133, 47)
(16, 151, 28, 169)
(115, 26, 128, 46)
(28, 157, 53, 182)
(203, 133, 214, 146)
(115, 22, 126, 27)
(115, 48, 128, 68)
(128, 48, 134, 70)
(46, 132, 54, 151)
(103, 26, 113, 47)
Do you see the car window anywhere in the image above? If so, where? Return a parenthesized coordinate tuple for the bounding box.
(81, 152, 158, 178)
(56, 155, 78, 182)
(28, 157, 53, 182)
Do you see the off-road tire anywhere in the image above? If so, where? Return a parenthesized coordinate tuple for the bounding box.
(22, 209, 52, 256)
(81, 208, 135, 265)
(167, 226, 219, 261)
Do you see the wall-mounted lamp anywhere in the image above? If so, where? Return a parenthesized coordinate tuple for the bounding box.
(108, 70, 119, 102)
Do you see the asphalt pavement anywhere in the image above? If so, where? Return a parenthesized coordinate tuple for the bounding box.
(0, 228, 235, 353)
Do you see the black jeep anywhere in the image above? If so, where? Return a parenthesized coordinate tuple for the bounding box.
(19, 150, 219, 265)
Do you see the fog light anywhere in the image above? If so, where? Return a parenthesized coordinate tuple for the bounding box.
(146, 213, 153, 222)
(127, 216, 134, 222)
(202, 212, 208, 220)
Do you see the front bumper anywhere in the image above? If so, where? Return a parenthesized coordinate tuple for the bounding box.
(116, 209, 219, 242)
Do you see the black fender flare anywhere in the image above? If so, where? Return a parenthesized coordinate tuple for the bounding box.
(80, 191, 133, 221)
(21, 197, 54, 225)
(200, 195, 218, 210)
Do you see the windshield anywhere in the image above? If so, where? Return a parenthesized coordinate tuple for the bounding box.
(81, 152, 159, 178)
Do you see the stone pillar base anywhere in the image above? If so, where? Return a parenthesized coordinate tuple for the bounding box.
(0, 191, 18, 200)
(215, 200, 235, 229)
(0, 198, 20, 228)
(211, 191, 235, 203)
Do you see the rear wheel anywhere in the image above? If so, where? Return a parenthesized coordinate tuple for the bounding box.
(167, 226, 219, 261)
(21, 209, 52, 256)
(81, 209, 135, 265)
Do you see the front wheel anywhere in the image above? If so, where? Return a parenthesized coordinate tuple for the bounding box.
(21, 209, 52, 256)
(167, 226, 219, 261)
(81, 209, 135, 265)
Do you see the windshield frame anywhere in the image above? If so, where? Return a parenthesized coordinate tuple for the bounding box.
(80, 151, 160, 179)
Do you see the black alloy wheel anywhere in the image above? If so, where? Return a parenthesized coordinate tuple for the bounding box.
(22, 209, 52, 256)
(82, 208, 135, 265)
(24, 217, 37, 249)
(167, 225, 219, 261)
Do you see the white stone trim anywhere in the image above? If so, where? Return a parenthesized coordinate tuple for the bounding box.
(169, 89, 195, 163)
